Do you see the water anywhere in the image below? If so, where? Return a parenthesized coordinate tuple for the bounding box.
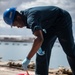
(0, 41, 69, 68)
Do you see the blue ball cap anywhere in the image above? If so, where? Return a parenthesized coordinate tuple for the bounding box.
(3, 7, 16, 26)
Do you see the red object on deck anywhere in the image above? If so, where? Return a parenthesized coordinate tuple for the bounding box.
(17, 73, 24, 75)
(17, 73, 28, 75)
(17, 73, 30, 75)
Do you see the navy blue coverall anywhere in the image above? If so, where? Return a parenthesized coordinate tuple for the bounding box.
(20, 6, 75, 75)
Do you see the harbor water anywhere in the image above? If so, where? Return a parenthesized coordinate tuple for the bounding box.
(0, 41, 69, 68)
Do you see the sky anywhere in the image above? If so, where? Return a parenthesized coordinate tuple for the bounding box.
(0, 0, 75, 36)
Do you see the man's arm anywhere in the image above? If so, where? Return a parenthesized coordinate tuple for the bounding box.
(27, 30, 44, 60)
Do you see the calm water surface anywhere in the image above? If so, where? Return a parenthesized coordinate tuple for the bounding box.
(0, 41, 69, 68)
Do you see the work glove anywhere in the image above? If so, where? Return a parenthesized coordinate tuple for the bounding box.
(22, 57, 30, 70)
(37, 48, 45, 56)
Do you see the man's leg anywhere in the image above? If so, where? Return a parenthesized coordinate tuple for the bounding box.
(35, 30, 57, 75)
(57, 26, 75, 75)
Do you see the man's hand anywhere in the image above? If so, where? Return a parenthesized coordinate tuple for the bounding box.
(22, 58, 30, 70)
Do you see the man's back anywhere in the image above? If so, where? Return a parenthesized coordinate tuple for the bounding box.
(24, 6, 60, 21)
(22, 6, 63, 29)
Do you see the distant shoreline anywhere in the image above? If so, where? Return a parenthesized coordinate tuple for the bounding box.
(0, 36, 35, 42)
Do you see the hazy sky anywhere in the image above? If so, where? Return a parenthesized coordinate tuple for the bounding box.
(0, 0, 75, 36)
